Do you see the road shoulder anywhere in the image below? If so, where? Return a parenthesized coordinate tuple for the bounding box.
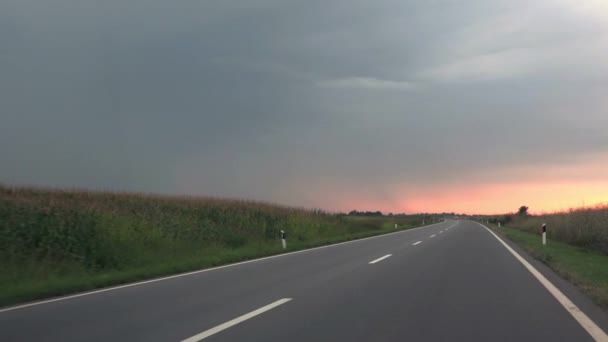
(484, 223, 608, 335)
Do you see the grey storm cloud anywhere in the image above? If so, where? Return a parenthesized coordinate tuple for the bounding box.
(2, 0, 608, 210)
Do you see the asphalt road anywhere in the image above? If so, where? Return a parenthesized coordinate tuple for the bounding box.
(1, 220, 607, 341)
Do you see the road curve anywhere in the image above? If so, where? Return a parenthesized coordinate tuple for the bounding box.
(1, 220, 606, 341)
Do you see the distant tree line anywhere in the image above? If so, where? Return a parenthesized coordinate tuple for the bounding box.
(348, 210, 383, 217)
(347, 211, 463, 218)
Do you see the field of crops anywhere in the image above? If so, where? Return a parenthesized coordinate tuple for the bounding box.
(0, 185, 423, 306)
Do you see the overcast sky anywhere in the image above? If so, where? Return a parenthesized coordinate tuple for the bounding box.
(2, 0, 608, 214)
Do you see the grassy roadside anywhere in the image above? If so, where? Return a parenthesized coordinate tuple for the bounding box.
(490, 225, 608, 309)
(0, 219, 425, 307)
(0, 185, 436, 307)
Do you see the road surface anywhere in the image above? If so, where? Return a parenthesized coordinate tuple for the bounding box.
(1, 220, 607, 341)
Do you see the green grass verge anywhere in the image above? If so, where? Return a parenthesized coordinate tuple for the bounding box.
(495, 226, 608, 309)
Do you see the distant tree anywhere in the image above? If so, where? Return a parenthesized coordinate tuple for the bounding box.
(518, 206, 529, 216)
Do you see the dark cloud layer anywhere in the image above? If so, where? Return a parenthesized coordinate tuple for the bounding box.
(2, 0, 608, 211)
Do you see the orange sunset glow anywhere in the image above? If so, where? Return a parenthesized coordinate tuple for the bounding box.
(323, 154, 608, 215)
(400, 181, 608, 215)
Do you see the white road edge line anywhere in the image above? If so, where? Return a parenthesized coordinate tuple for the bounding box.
(181, 298, 292, 342)
(412, 241, 422, 246)
(439, 231, 443, 234)
(430, 234, 436, 238)
(0, 221, 451, 313)
(479, 223, 608, 341)
(369, 254, 392, 264)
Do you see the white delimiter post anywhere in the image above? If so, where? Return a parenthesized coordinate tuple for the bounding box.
(498, 222, 501, 228)
(280, 230, 287, 249)
(542, 223, 547, 245)
(395, 223, 398, 229)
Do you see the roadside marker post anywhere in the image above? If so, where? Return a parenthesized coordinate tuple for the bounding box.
(498, 222, 501, 228)
(280, 230, 287, 249)
(395, 223, 398, 229)
(542, 223, 547, 246)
